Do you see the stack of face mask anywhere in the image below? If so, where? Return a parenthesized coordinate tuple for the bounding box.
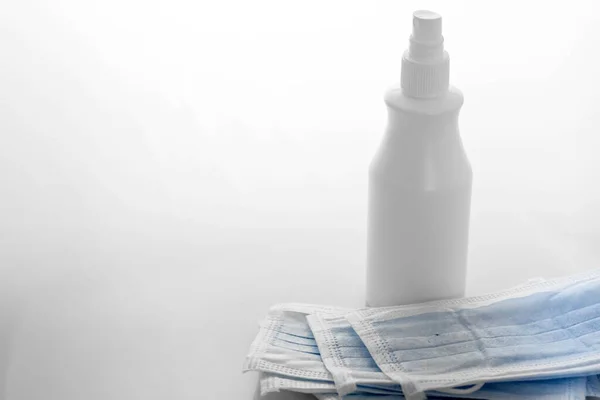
(243, 270, 600, 400)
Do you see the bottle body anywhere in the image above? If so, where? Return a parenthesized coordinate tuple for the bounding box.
(366, 86, 472, 307)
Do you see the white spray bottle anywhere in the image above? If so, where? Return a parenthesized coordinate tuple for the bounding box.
(366, 10, 472, 307)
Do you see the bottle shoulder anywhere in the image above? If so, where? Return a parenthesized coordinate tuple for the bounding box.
(384, 85, 464, 115)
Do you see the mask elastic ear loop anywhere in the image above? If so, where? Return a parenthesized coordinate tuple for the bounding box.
(435, 382, 485, 395)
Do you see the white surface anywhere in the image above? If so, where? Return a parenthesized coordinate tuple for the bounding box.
(0, 1, 599, 399)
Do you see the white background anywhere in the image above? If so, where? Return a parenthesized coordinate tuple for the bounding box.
(0, 1, 599, 399)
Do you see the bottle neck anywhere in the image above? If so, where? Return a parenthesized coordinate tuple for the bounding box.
(401, 50, 450, 99)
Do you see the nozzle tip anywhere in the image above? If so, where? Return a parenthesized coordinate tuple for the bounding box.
(412, 10, 442, 43)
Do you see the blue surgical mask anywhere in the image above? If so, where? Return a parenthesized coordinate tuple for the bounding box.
(306, 278, 552, 396)
(308, 312, 587, 400)
(243, 303, 346, 384)
(346, 269, 600, 399)
(245, 303, 401, 397)
(307, 312, 401, 395)
(246, 301, 587, 400)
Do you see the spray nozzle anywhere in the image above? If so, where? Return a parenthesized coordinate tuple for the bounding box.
(412, 10, 442, 44)
(401, 10, 450, 98)
(409, 10, 444, 62)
